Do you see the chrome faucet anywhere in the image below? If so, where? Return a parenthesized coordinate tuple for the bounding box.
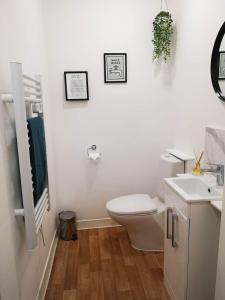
(202, 164, 224, 186)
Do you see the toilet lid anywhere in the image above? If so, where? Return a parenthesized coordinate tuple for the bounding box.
(106, 194, 157, 215)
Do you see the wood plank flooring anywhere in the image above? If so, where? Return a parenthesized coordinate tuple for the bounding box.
(45, 227, 170, 300)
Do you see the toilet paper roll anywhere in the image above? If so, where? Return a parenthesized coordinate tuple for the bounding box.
(88, 152, 101, 161)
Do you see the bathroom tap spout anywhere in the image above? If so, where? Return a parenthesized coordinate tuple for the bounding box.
(202, 164, 224, 186)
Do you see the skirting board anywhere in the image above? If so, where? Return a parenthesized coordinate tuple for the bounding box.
(36, 230, 58, 300)
(77, 217, 120, 230)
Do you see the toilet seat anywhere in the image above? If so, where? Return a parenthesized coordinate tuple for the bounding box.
(106, 194, 159, 216)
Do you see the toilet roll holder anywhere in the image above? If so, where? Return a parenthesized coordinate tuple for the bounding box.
(87, 144, 101, 161)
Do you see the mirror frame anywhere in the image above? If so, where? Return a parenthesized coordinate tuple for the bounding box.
(211, 22, 225, 102)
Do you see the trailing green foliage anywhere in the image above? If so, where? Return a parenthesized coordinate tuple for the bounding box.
(152, 11, 174, 62)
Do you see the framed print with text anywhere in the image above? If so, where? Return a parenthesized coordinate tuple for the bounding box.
(64, 71, 89, 101)
(104, 53, 127, 83)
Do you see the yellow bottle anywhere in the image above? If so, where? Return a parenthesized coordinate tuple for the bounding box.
(192, 151, 204, 176)
(192, 163, 204, 176)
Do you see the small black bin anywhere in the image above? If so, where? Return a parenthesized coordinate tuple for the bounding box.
(58, 211, 78, 240)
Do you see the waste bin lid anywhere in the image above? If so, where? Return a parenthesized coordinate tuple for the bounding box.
(59, 211, 76, 220)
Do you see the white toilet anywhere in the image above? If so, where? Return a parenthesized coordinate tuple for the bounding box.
(106, 154, 184, 251)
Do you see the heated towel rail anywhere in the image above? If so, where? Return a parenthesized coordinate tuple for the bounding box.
(1, 62, 50, 250)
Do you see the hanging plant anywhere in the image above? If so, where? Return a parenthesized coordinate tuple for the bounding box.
(152, 11, 174, 62)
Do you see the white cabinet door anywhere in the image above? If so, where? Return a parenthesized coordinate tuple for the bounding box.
(164, 207, 189, 300)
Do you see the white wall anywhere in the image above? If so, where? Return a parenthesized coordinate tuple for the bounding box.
(168, 0, 225, 152)
(43, 0, 225, 223)
(0, 0, 56, 299)
(43, 0, 176, 221)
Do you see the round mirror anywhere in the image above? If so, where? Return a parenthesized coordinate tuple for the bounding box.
(211, 22, 225, 102)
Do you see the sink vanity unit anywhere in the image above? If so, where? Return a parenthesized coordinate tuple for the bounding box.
(164, 174, 222, 300)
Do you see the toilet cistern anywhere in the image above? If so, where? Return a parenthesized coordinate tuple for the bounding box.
(202, 164, 224, 186)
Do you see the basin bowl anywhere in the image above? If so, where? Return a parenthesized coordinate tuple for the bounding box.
(165, 176, 222, 201)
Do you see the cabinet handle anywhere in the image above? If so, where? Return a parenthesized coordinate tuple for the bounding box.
(172, 213, 178, 248)
(166, 208, 173, 239)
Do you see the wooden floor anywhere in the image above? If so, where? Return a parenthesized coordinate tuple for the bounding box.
(45, 227, 170, 300)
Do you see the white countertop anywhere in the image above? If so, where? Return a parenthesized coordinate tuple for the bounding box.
(211, 201, 223, 212)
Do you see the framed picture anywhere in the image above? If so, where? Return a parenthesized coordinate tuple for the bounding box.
(64, 71, 89, 101)
(104, 53, 127, 83)
(218, 52, 225, 80)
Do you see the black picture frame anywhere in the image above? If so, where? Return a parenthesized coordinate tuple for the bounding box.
(104, 53, 127, 83)
(218, 51, 225, 80)
(64, 71, 89, 101)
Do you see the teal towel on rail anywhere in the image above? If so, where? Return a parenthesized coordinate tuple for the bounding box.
(27, 117, 47, 206)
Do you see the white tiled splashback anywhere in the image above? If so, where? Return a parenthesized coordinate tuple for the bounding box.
(205, 126, 225, 165)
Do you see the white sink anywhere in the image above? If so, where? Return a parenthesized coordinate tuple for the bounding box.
(165, 176, 223, 202)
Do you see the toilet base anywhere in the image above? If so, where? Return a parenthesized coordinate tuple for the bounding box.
(126, 212, 164, 251)
(108, 210, 165, 252)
